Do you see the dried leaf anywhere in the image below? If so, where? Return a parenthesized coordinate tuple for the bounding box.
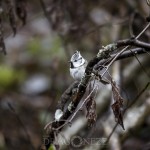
(15, 0, 27, 25)
(111, 79, 125, 130)
(111, 101, 124, 130)
(86, 97, 97, 127)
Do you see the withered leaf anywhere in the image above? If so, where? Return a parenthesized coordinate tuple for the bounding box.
(111, 101, 125, 130)
(86, 97, 97, 127)
(111, 79, 125, 130)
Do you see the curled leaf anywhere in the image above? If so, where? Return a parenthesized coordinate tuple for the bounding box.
(111, 79, 125, 130)
(86, 97, 97, 127)
(111, 101, 124, 130)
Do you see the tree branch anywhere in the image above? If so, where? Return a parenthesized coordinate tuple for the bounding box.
(116, 39, 150, 49)
(40, 18, 150, 149)
(41, 39, 150, 149)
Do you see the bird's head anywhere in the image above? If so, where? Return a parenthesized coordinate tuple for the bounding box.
(69, 50, 85, 68)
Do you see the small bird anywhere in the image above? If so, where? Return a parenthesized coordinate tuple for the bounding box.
(69, 50, 88, 81)
(54, 51, 87, 121)
(54, 51, 109, 121)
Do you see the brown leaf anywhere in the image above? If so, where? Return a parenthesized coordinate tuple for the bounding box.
(111, 101, 124, 130)
(111, 79, 125, 130)
(86, 97, 97, 127)
(111, 80, 121, 103)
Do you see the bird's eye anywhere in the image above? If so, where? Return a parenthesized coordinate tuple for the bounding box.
(74, 57, 82, 62)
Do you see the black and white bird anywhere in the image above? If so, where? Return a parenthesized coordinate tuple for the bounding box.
(54, 51, 87, 121)
(69, 50, 88, 80)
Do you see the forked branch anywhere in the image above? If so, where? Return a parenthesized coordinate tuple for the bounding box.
(41, 13, 150, 150)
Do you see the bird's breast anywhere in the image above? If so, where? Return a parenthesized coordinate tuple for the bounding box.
(70, 65, 85, 80)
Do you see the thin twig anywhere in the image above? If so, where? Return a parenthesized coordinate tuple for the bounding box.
(8, 103, 35, 150)
(130, 50, 150, 78)
(56, 84, 98, 131)
(44, 83, 98, 131)
(101, 82, 150, 148)
(101, 22, 150, 78)
(126, 82, 150, 109)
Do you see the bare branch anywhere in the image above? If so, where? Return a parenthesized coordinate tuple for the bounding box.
(41, 22, 150, 150)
